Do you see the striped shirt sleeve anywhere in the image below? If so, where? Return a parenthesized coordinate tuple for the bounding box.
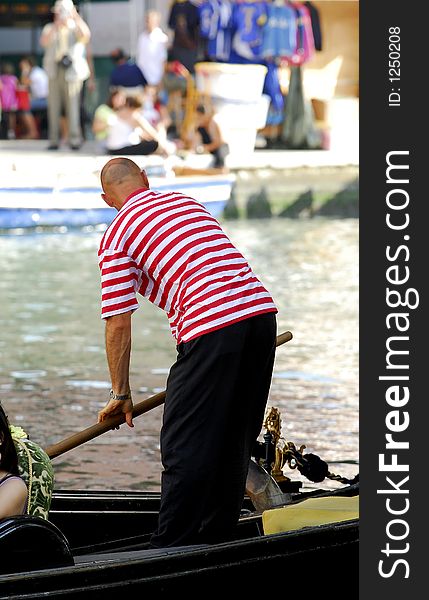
(99, 249, 140, 319)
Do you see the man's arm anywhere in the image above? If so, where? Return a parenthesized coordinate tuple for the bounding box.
(132, 111, 174, 155)
(39, 23, 56, 48)
(0, 479, 28, 519)
(98, 311, 134, 427)
(71, 8, 91, 44)
(203, 119, 222, 153)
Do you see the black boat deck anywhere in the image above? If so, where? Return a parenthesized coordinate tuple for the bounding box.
(0, 485, 359, 598)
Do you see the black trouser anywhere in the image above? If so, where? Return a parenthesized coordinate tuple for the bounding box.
(150, 312, 277, 548)
(108, 140, 158, 156)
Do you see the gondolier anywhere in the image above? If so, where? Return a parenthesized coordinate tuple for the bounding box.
(97, 157, 278, 547)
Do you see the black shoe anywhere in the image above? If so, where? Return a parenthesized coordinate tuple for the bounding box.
(70, 144, 81, 151)
(47, 144, 59, 150)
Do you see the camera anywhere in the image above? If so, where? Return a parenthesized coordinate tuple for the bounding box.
(59, 55, 72, 69)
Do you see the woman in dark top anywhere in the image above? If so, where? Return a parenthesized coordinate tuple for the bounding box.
(0, 403, 27, 518)
(190, 104, 229, 168)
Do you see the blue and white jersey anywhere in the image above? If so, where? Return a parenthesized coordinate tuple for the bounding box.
(261, 3, 297, 59)
(231, 1, 268, 60)
(199, 0, 233, 61)
(199, 0, 218, 39)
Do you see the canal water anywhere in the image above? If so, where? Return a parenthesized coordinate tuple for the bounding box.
(0, 217, 358, 491)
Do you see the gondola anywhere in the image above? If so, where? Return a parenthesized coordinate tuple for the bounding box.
(0, 332, 358, 598)
(0, 478, 359, 598)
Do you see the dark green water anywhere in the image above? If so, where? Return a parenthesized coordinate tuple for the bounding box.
(0, 218, 358, 491)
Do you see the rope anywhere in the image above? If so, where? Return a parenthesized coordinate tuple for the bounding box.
(280, 441, 358, 486)
(327, 471, 359, 486)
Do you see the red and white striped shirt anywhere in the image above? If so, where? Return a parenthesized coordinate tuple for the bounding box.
(98, 188, 277, 344)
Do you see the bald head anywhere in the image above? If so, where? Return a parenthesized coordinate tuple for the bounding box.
(101, 158, 143, 187)
(100, 158, 149, 210)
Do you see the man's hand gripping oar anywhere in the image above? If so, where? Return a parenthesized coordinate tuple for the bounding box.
(45, 331, 292, 460)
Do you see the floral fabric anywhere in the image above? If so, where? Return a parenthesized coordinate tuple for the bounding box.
(11, 426, 55, 520)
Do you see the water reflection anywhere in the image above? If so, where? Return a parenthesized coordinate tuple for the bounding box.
(0, 218, 358, 491)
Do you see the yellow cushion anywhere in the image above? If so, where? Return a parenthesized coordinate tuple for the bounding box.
(262, 496, 359, 535)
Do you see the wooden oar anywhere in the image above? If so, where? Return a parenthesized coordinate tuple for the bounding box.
(45, 330, 293, 460)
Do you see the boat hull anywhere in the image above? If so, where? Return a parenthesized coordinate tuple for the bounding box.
(0, 521, 358, 598)
(0, 175, 235, 230)
(0, 488, 359, 598)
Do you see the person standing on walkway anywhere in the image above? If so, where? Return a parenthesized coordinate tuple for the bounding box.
(40, 0, 91, 150)
(0, 62, 18, 139)
(97, 158, 278, 547)
(136, 10, 169, 88)
(19, 56, 49, 114)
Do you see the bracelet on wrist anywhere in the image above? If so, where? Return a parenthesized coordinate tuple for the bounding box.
(109, 389, 132, 402)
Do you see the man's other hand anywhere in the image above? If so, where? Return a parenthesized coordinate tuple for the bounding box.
(98, 398, 134, 428)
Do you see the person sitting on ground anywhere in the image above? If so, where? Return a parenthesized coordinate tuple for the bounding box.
(105, 95, 175, 157)
(109, 48, 147, 97)
(92, 89, 126, 152)
(186, 104, 229, 169)
(0, 403, 28, 519)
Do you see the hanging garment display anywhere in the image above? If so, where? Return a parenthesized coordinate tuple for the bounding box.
(283, 2, 315, 66)
(230, 1, 268, 62)
(199, 0, 234, 61)
(261, 1, 297, 59)
(304, 1, 322, 51)
(195, 1, 321, 65)
(299, 4, 315, 61)
(192, 0, 324, 145)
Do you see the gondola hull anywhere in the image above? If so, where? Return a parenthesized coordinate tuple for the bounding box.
(0, 488, 359, 598)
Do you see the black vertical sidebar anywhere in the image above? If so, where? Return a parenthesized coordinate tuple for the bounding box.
(360, 2, 426, 598)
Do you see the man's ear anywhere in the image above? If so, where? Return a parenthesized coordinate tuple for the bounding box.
(101, 193, 114, 207)
(141, 170, 150, 189)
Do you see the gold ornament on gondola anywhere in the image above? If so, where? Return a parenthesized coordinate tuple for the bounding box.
(263, 407, 290, 481)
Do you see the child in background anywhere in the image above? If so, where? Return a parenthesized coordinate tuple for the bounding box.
(0, 63, 18, 139)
